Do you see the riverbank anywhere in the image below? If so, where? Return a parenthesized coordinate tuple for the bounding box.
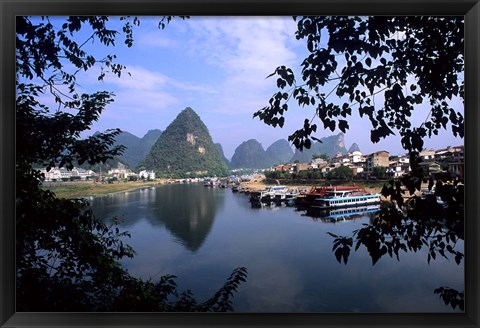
(42, 180, 165, 199)
(240, 177, 384, 194)
(239, 177, 430, 202)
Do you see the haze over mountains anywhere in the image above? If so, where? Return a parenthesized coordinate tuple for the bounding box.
(112, 129, 163, 168)
(109, 107, 362, 173)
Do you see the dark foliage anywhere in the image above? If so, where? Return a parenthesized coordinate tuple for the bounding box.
(16, 15, 245, 312)
(327, 165, 354, 180)
(255, 16, 463, 154)
(257, 16, 465, 311)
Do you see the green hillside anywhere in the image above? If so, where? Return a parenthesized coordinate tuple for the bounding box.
(230, 139, 272, 169)
(265, 139, 294, 165)
(142, 107, 229, 178)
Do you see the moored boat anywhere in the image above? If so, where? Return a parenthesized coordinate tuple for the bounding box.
(312, 188, 381, 209)
(249, 185, 289, 203)
(294, 185, 366, 206)
(231, 184, 243, 192)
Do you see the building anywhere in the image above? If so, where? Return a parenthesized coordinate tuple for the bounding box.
(274, 164, 294, 173)
(387, 160, 410, 178)
(349, 151, 365, 164)
(365, 151, 390, 173)
(40, 167, 96, 181)
(419, 161, 443, 175)
(448, 162, 464, 179)
(294, 163, 313, 173)
(419, 149, 436, 161)
(139, 170, 156, 180)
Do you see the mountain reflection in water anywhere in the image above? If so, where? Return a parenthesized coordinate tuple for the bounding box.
(151, 184, 223, 251)
(91, 184, 223, 252)
(89, 183, 463, 313)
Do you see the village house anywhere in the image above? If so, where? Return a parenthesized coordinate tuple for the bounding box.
(419, 161, 443, 175)
(435, 145, 464, 162)
(294, 163, 314, 173)
(139, 170, 156, 180)
(448, 162, 464, 179)
(107, 168, 132, 180)
(342, 162, 364, 176)
(331, 153, 350, 165)
(387, 160, 410, 178)
(349, 151, 365, 163)
(419, 149, 436, 161)
(310, 158, 327, 168)
(40, 167, 96, 181)
(365, 151, 390, 173)
(274, 164, 294, 173)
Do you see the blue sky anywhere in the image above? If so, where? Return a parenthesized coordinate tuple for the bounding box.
(50, 16, 463, 160)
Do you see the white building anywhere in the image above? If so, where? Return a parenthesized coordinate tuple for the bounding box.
(349, 151, 365, 163)
(419, 149, 436, 161)
(40, 167, 96, 181)
(139, 170, 156, 180)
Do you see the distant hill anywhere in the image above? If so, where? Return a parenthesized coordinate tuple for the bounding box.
(112, 129, 162, 169)
(142, 107, 229, 177)
(230, 139, 272, 169)
(227, 138, 299, 169)
(265, 139, 294, 165)
(290, 133, 348, 163)
(348, 142, 361, 153)
(215, 143, 230, 166)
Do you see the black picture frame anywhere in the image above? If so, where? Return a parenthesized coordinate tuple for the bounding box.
(1, 0, 478, 327)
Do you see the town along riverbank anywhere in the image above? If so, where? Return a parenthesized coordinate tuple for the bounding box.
(42, 180, 164, 199)
(239, 176, 429, 202)
(240, 176, 385, 194)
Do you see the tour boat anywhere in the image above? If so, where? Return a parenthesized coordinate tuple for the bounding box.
(295, 185, 366, 206)
(312, 188, 381, 209)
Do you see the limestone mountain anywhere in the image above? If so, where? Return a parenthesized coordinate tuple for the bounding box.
(265, 139, 294, 165)
(113, 129, 163, 169)
(141, 129, 163, 149)
(290, 133, 348, 163)
(215, 143, 230, 166)
(142, 107, 229, 177)
(230, 139, 272, 169)
(348, 142, 361, 153)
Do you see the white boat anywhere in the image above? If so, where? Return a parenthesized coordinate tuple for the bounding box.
(312, 188, 381, 209)
(249, 185, 289, 203)
(231, 184, 243, 192)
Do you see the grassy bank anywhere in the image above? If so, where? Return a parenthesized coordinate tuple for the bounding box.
(42, 180, 163, 199)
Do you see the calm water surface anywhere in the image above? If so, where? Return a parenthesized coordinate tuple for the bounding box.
(90, 183, 464, 312)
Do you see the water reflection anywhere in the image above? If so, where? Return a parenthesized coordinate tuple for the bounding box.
(88, 184, 463, 312)
(296, 204, 381, 223)
(249, 199, 381, 224)
(91, 184, 224, 252)
(150, 184, 223, 251)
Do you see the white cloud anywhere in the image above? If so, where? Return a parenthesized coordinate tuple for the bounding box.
(177, 17, 301, 115)
(136, 31, 180, 49)
(91, 65, 168, 91)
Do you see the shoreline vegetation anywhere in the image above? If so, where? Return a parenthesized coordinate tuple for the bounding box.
(43, 176, 398, 200)
(42, 180, 164, 199)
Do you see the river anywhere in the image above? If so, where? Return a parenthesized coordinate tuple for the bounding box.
(90, 183, 464, 312)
